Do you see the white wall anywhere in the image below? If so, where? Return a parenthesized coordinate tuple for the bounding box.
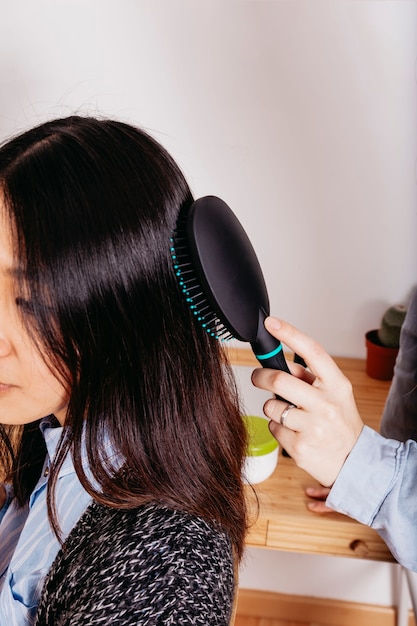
(0, 0, 416, 358)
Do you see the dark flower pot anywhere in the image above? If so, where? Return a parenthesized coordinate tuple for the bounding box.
(365, 330, 399, 381)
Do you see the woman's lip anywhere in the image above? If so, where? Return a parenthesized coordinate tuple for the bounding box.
(0, 383, 13, 391)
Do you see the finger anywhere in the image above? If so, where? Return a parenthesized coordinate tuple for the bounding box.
(251, 361, 314, 386)
(264, 317, 342, 383)
(264, 399, 300, 431)
(305, 486, 331, 500)
(286, 361, 316, 385)
(252, 367, 320, 414)
(269, 419, 298, 451)
(251, 367, 315, 404)
(307, 501, 334, 514)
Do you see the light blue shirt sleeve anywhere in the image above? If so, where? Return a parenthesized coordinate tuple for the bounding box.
(327, 426, 417, 571)
(327, 288, 417, 572)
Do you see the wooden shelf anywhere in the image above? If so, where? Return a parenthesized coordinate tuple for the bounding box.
(227, 347, 394, 563)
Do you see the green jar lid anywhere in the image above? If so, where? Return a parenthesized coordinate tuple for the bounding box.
(243, 415, 278, 456)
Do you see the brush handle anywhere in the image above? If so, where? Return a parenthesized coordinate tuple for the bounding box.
(251, 312, 291, 375)
(251, 318, 291, 402)
(253, 341, 290, 373)
(251, 320, 293, 455)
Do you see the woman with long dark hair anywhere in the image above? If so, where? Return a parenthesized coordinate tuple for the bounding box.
(0, 116, 247, 624)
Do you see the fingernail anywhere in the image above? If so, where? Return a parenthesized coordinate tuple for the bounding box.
(307, 502, 318, 510)
(263, 399, 273, 417)
(265, 317, 282, 331)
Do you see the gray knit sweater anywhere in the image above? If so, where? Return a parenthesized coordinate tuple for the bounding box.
(34, 501, 235, 625)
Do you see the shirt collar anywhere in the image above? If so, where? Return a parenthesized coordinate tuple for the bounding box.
(40, 415, 63, 459)
(39, 415, 76, 478)
(38, 415, 123, 481)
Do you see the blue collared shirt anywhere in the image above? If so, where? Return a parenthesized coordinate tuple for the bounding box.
(0, 417, 92, 625)
(327, 288, 417, 572)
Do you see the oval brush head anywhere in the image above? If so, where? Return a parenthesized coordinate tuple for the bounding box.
(171, 196, 290, 374)
(171, 206, 233, 342)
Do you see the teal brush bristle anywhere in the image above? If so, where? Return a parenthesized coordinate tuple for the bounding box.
(170, 225, 233, 342)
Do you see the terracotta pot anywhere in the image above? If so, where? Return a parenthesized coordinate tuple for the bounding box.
(365, 330, 399, 381)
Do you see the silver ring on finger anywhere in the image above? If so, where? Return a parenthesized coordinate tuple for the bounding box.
(280, 403, 296, 428)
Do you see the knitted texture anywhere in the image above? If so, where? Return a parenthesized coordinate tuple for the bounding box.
(34, 501, 235, 625)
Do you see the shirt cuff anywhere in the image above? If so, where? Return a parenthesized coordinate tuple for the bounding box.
(326, 426, 400, 525)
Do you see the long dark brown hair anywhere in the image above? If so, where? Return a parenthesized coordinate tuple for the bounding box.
(0, 116, 247, 558)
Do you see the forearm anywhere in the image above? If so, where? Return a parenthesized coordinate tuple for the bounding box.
(327, 426, 417, 571)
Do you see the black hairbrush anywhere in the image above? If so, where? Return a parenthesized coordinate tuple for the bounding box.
(171, 195, 291, 376)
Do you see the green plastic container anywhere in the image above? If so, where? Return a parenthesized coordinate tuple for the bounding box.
(242, 415, 279, 484)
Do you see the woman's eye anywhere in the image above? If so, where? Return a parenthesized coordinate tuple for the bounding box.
(15, 297, 34, 311)
(15, 298, 53, 314)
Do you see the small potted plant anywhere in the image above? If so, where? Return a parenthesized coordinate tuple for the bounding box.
(365, 304, 407, 380)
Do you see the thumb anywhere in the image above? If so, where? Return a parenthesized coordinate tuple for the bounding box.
(264, 316, 282, 336)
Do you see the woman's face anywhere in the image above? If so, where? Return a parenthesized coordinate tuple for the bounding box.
(0, 203, 69, 425)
